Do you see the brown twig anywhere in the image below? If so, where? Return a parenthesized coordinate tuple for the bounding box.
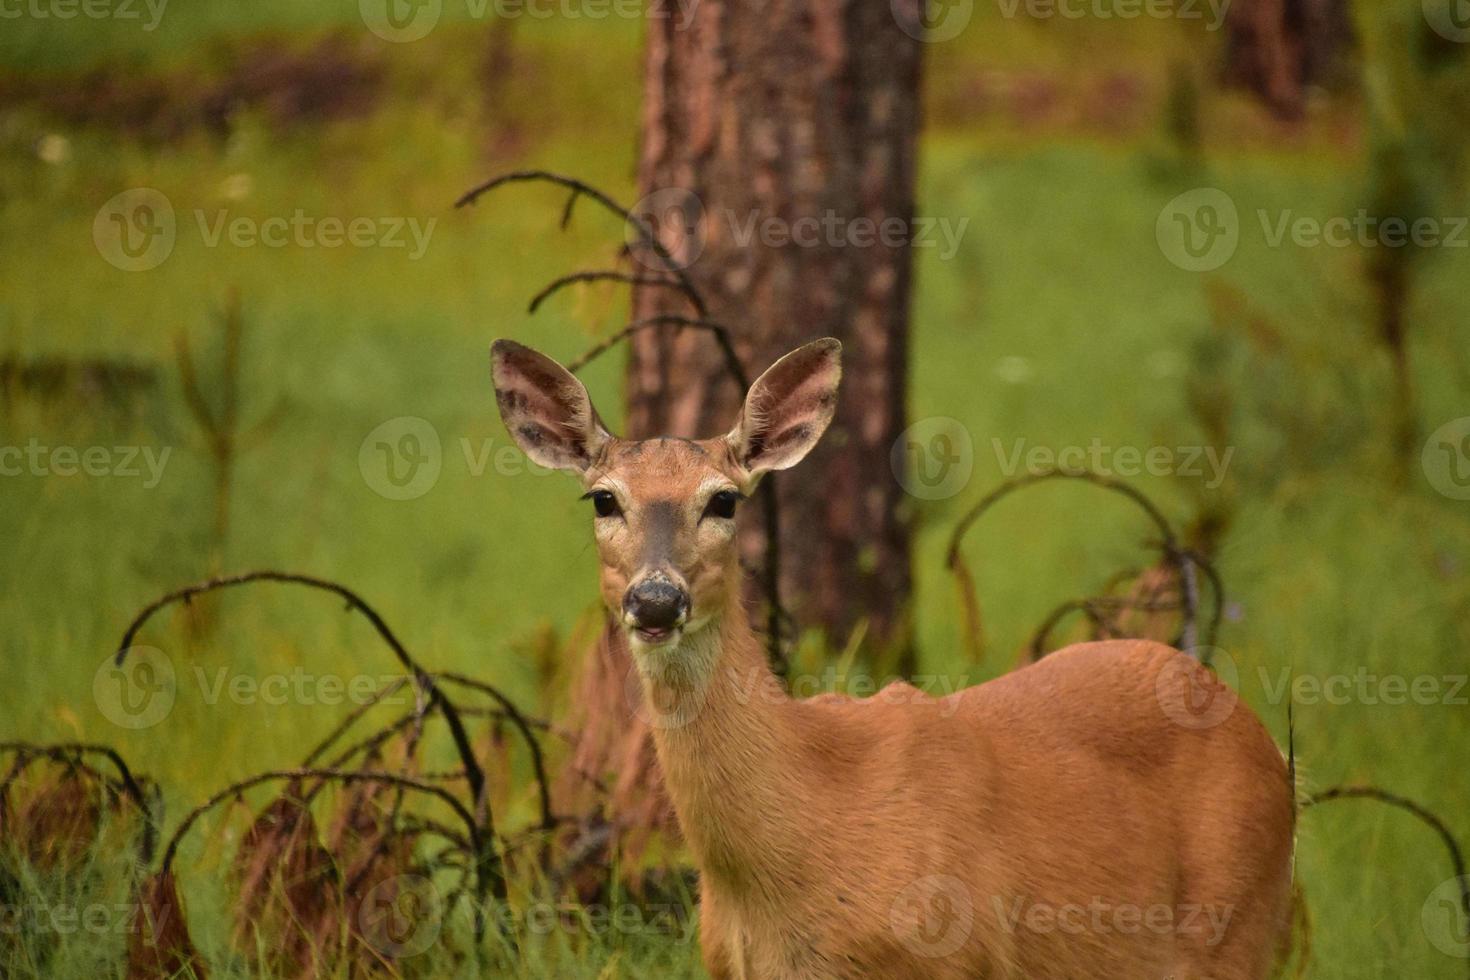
(113, 571, 500, 902)
(1304, 785, 1469, 978)
(453, 169, 705, 317)
(159, 767, 501, 933)
(564, 315, 749, 391)
(527, 270, 688, 315)
(0, 741, 157, 862)
(945, 468, 1204, 660)
(436, 672, 555, 834)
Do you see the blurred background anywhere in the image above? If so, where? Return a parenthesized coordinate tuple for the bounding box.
(2, 0, 1469, 976)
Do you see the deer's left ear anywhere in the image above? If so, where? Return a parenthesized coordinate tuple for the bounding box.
(726, 338, 842, 477)
(490, 339, 611, 473)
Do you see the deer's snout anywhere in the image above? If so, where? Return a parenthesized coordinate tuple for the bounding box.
(623, 577, 689, 641)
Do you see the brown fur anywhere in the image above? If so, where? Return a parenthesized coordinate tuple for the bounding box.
(490, 338, 1295, 980)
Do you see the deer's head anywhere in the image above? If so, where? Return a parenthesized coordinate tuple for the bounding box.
(490, 338, 841, 655)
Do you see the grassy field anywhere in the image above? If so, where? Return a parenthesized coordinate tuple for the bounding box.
(2, 3, 1468, 977)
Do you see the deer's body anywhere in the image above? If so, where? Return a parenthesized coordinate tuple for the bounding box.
(490, 337, 1296, 980)
(653, 608, 1293, 980)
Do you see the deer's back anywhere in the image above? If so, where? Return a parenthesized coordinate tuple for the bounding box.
(753, 640, 1295, 979)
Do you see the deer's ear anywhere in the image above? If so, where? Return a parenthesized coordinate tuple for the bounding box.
(726, 338, 842, 477)
(490, 340, 610, 473)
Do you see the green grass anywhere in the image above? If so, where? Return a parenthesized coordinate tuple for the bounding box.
(2, 5, 1469, 977)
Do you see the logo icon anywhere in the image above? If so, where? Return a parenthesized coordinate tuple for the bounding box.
(358, 874, 443, 958)
(890, 875, 974, 958)
(1422, 876, 1470, 958)
(892, 0, 973, 41)
(94, 646, 176, 730)
(1156, 188, 1239, 272)
(1425, 0, 1470, 43)
(93, 189, 175, 272)
(359, 0, 442, 42)
(1423, 417, 1470, 500)
(626, 187, 706, 271)
(892, 417, 974, 500)
(359, 417, 442, 500)
(1154, 646, 1239, 730)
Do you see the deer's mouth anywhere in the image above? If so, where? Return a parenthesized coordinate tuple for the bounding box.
(633, 625, 679, 645)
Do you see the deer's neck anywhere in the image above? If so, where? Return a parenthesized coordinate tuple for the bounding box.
(638, 606, 811, 901)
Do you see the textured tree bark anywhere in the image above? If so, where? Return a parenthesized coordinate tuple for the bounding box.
(624, 0, 922, 652)
(1222, 0, 1353, 119)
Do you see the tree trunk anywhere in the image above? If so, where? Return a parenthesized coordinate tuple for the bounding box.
(624, 0, 922, 655)
(1223, 0, 1353, 119)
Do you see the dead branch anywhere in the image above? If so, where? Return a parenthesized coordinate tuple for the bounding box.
(113, 570, 488, 835)
(453, 169, 705, 317)
(436, 672, 555, 834)
(1304, 785, 1469, 978)
(0, 741, 158, 862)
(527, 270, 687, 315)
(945, 468, 1207, 661)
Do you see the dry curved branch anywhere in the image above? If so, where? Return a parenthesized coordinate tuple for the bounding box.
(945, 469, 1204, 661)
(159, 766, 504, 948)
(565, 315, 749, 391)
(436, 672, 555, 834)
(453, 169, 705, 316)
(0, 741, 158, 862)
(527, 270, 688, 315)
(1304, 784, 1469, 978)
(113, 571, 488, 839)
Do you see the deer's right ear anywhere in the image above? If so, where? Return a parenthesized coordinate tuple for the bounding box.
(490, 340, 610, 473)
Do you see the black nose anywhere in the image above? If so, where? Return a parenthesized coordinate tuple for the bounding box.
(623, 580, 689, 630)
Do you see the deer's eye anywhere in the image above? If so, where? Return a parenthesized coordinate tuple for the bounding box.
(585, 490, 621, 518)
(703, 489, 741, 520)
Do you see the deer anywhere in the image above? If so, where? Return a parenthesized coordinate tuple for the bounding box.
(490, 336, 1296, 980)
